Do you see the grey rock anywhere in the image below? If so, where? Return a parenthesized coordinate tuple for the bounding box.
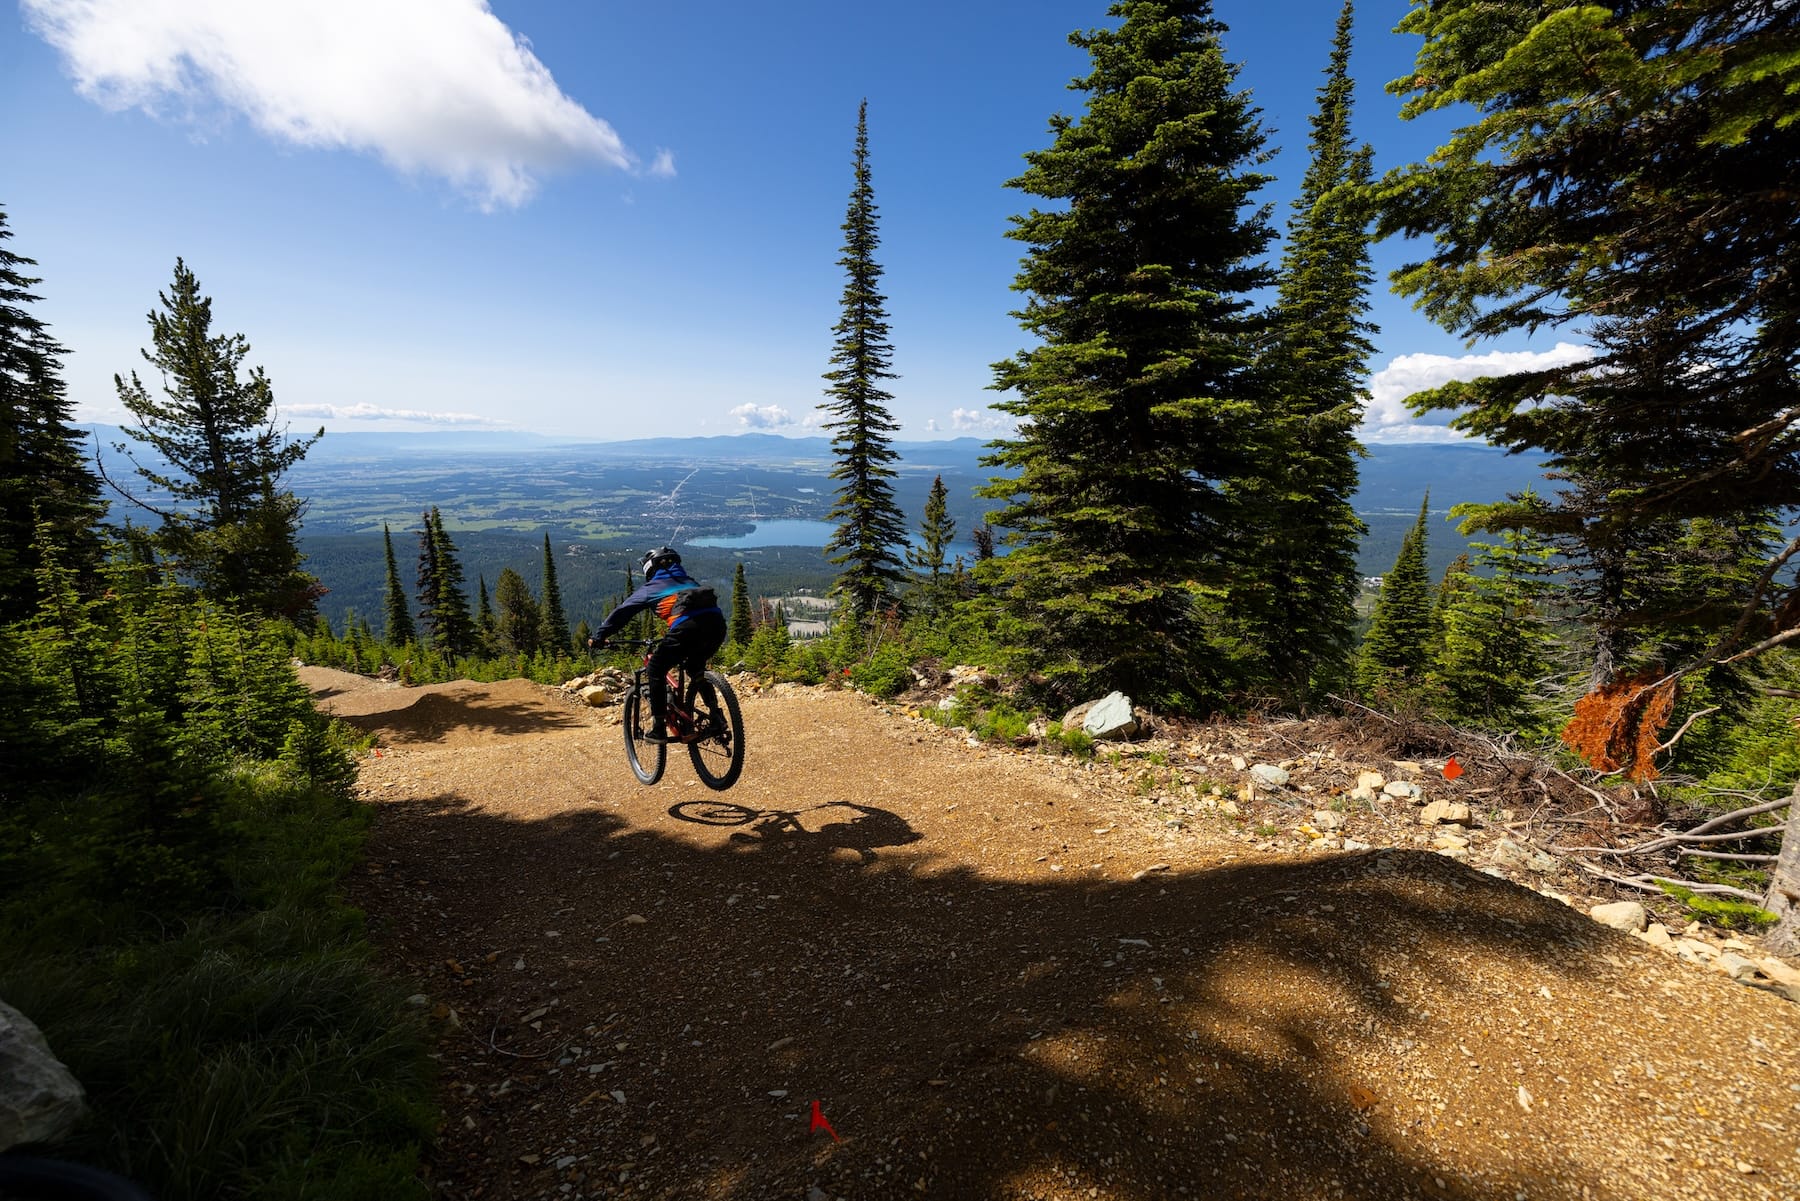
(1081, 692, 1140, 741)
(1590, 901, 1649, 933)
(1716, 952, 1761, 981)
(1311, 810, 1346, 832)
(0, 1000, 86, 1151)
(1384, 780, 1424, 802)
(1250, 764, 1291, 788)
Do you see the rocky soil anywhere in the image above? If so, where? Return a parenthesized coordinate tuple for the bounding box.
(303, 666, 1800, 1201)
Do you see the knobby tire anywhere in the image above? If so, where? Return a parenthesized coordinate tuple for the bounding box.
(686, 670, 745, 791)
(623, 683, 665, 785)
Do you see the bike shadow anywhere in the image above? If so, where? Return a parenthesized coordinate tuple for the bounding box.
(666, 799, 921, 865)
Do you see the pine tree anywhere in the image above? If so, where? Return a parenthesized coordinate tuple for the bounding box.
(111, 258, 321, 618)
(981, 0, 1276, 705)
(1230, 0, 1373, 704)
(0, 207, 106, 621)
(539, 532, 570, 653)
(1378, 1, 1800, 668)
(417, 507, 473, 660)
(730, 562, 753, 648)
(1436, 522, 1558, 731)
(971, 524, 995, 563)
(820, 100, 909, 625)
(906, 474, 956, 616)
(415, 508, 440, 642)
(381, 523, 415, 646)
(1357, 497, 1435, 696)
(494, 567, 540, 656)
(476, 573, 496, 646)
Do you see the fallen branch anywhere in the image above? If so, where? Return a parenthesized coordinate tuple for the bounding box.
(1683, 795, 1792, 837)
(1557, 795, 1792, 856)
(1326, 694, 1400, 725)
(1676, 848, 1779, 863)
(1569, 859, 1767, 903)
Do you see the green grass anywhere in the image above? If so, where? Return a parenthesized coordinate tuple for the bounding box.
(0, 761, 436, 1200)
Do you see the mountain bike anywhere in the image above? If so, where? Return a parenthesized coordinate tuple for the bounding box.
(597, 639, 744, 790)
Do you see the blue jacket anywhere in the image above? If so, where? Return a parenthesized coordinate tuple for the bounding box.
(591, 565, 721, 641)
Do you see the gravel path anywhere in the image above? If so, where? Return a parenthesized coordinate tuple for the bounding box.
(304, 668, 1800, 1201)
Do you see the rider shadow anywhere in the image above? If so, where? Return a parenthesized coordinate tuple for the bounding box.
(666, 799, 921, 866)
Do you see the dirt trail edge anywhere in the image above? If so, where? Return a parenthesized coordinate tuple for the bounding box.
(305, 668, 1800, 1201)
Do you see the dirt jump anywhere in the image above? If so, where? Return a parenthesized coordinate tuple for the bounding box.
(302, 667, 1800, 1201)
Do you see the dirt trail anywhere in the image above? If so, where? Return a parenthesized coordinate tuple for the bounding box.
(304, 668, 1800, 1201)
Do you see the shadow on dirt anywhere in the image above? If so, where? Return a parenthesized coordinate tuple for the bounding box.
(667, 799, 923, 866)
(355, 794, 1625, 1201)
(332, 689, 587, 745)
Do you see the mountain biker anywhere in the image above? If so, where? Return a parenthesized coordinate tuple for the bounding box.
(587, 547, 726, 743)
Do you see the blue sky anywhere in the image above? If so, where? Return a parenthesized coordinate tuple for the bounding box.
(4, 0, 1589, 443)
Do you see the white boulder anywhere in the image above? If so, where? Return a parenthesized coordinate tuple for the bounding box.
(0, 1001, 86, 1151)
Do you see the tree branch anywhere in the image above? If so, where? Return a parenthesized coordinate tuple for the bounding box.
(1654, 705, 1720, 755)
(1569, 859, 1767, 903)
(1675, 848, 1778, 863)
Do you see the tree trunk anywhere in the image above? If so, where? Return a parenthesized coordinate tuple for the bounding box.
(1764, 781, 1800, 957)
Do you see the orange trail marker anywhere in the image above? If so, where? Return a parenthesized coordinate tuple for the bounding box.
(1443, 756, 1464, 780)
(810, 1099, 840, 1142)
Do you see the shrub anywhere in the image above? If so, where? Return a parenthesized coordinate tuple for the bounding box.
(1041, 721, 1094, 759)
(850, 642, 912, 699)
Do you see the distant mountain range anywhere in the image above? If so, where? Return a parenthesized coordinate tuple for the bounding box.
(281, 429, 1552, 507)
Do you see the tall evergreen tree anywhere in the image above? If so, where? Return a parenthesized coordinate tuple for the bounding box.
(417, 507, 473, 659)
(730, 562, 753, 648)
(1230, 0, 1374, 704)
(1377, 0, 1800, 669)
(111, 258, 321, 619)
(380, 523, 415, 646)
(1436, 519, 1559, 730)
(494, 567, 539, 656)
(906, 474, 957, 615)
(820, 100, 909, 625)
(415, 508, 440, 642)
(1357, 497, 1435, 696)
(981, 0, 1276, 705)
(476, 573, 496, 645)
(0, 207, 105, 621)
(971, 524, 995, 563)
(538, 532, 570, 653)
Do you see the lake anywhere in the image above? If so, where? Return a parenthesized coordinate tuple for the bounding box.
(691, 520, 982, 561)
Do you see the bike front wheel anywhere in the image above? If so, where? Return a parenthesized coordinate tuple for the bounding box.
(686, 671, 745, 791)
(622, 684, 665, 785)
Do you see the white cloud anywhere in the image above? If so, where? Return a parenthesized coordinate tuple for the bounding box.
(730, 403, 796, 430)
(647, 148, 676, 178)
(1362, 342, 1594, 443)
(23, 0, 642, 209)
(950, 406, 1013, 433)
(283, 401, 510, 426)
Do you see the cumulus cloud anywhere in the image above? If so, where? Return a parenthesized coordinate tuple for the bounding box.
(282, 401, 511, 426)
(22, 0, 644, 208)
(647, 148, 676, 179)
(1362, 342, 1594, 443)
(950, 406, 1013, 433)
(730, 403, 797, 430)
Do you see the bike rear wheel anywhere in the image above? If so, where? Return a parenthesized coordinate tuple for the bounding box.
(622, 683, 665, 785)
(686, 671, 744, 791)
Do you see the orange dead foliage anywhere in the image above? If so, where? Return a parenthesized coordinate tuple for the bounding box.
(1561, 675, 1678, 782)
